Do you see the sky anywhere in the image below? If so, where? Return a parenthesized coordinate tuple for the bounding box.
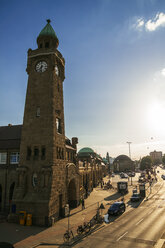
(1, 0, 165, 160)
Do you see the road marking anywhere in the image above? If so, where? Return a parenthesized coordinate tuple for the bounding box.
(116, 231, 128, 241)
(135, 218, 144, 225)
(147, 210, 153, 215)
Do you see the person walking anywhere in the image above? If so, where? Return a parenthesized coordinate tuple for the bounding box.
(82, 199, 85, 210)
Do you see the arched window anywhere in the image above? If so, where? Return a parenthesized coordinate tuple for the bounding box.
(9, 182, 15, 202)
(32, 173, 38, 187)
(0, 185, 2, 211)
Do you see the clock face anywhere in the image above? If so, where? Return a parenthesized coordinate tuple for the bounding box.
(55, 65, 59, 76)
(36, 61, 48, 72)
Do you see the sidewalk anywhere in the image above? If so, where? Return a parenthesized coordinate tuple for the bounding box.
(13, 178, 159, 248)
(14, 183, 125, 248)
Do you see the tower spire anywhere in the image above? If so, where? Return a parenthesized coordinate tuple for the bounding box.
(46, 19, 51, 24)
(37, 20, 59, 49)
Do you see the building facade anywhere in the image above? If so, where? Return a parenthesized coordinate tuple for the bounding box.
(0, 21, 105, 226)
(150, 150, 162, 164)
(113, 155, 134, 172)
(12, 20, 80, 226)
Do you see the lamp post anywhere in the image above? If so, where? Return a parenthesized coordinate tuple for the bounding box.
(126, 142, 132, 159)
(127, 142, 132, 185)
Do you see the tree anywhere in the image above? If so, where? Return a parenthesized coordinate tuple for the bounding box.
(162, 154, 165, 165)
(106, 152, 110, 163)
(153, 158, 161, 165)
(140, 156, 152, 171)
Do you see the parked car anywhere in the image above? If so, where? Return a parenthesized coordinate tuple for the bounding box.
(108, 202, 126, 215)
(127, 171, 135, 177)
(131, 193, 141, 202)
(120, 173, 128, 178)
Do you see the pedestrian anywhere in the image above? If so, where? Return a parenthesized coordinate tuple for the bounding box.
(82, 199, 85, 210)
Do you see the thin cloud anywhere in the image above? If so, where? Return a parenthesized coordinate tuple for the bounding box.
(131, 18, 144, 31)
(137, 18, 144, 28)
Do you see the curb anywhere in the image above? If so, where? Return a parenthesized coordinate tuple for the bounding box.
(34, 224, 105, 247)
(145, 182, 164, 201)
(63, 223, 105, 247)
(154, 239, 165, 248)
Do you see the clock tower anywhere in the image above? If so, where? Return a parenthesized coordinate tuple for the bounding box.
(12, 20, 73, 226)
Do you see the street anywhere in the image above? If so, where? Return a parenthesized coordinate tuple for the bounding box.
(73, 168, 165, 248)
(0, 168, 164, 248)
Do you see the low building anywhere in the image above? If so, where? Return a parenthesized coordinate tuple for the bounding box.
(77, 147, 106, 199)
(113, 155, 134, 172)
(0, 124, 79, 214)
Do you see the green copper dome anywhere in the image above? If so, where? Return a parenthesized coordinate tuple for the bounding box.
(37, 19, 59, 49)
(38, 19, 58, 39)
(78, 147, 95, 154)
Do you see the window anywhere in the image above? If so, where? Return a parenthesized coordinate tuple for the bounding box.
(10, 152, 19, 164)
(45, 42, 49, 48)
(34, 147, 39, 160)
(26, 147, 31, 160)
(32, 173, 38, 187)
(56, 147, 64, 160)
(56, 117, 62, 134)
(36, 107, 40, 117)
(40, 43, 42, 48)
(0, 153, 7, 164)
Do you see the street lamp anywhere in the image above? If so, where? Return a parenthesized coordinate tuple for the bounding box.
(126, 142, 132, 159)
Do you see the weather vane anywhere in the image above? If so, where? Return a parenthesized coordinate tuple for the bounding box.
(47, 19, 51, 23)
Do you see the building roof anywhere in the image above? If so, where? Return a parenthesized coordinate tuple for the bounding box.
(38, 19, 58, 40)
(0, 125, 22, 140)
(0, 125, 75, 151)
(78, 147, 94, 154)
(0, 125, 22, 149)
(113, 155, 132, 163)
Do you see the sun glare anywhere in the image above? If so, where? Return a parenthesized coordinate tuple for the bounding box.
(147, 101, 165, 134)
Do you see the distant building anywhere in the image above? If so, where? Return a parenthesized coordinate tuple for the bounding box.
(113, 155, 134, 172)
(150, 150, 162, 163)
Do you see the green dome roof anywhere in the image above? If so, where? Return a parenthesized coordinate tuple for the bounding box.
(113, 155, 132, 163)
(78, 147, 95, 154)
(38, 19, 58, 39)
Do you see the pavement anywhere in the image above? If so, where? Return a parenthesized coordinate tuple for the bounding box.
(0, 175, 161, 248)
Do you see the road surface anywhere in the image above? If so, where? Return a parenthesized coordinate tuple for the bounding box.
(74, 169, 165, 248)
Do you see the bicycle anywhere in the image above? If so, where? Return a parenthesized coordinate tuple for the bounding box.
(77, 222, 91, 235)
(92, 209, 104, 225)
(63, 229, 74, 242)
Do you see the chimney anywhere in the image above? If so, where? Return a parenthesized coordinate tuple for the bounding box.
(72, 137, 78, 149)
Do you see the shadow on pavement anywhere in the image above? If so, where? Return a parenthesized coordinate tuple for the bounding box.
(0, 222, 46, 245)
(127, 198, 144, 208)
(104, 192, 121, 201)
